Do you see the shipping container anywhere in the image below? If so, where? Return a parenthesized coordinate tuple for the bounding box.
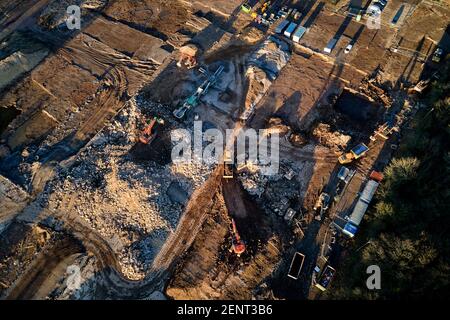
(343, 179, 380, 237)
(284, 22, 298, 38)
(275, 19, 289, 34)
(360, 180, 379, 203)
(287, 252, 305, 280)
(292, 26, 307, 43)
(324, 38, 338, 53)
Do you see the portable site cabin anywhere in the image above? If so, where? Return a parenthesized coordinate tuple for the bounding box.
(343, 180, 380, 237)
(324, 38, 338, 53)
(284, 22, 298, 38)
(275, 19, 290, 34)
(292, 26, 307, 43)
(359, 180, 379, 203)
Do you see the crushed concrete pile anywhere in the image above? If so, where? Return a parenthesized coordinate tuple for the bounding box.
(312, 123, 351, 151)
(247, 36, 290, 80)
(243, 37, 291, 112)
(47, 97, 214, 280)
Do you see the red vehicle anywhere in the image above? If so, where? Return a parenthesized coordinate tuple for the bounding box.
(139, 117, 164, 144)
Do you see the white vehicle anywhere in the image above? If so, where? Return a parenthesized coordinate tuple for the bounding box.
(344, 44, 353, 53)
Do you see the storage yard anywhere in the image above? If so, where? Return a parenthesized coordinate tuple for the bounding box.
(0, 0, 449, 300)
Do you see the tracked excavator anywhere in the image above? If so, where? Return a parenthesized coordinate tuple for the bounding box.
(230, 219, 246, 256)
(139, 117, 164, 144)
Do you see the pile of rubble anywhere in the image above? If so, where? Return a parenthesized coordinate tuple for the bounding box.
(243, 37, 291, 114)
(237, 160, 305, 219)
(312, 123, 351, 151)
(47, 97, 214, 280)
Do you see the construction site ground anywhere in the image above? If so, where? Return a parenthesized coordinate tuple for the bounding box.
(0, 0, 449, 300)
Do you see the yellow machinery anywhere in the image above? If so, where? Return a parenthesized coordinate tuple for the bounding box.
(223, 150, 234, 179)
(338, 143, 369, 164)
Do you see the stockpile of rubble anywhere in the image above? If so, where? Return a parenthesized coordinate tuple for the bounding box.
(312, 123, 351, 151)
(243, 37, 291, 113)
(238, 160, 304, 218)
(48, 98, 213, 280)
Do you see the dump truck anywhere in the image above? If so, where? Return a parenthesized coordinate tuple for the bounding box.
(315, 265, 335, 291)
(287, 252, 305, 280)
(432, 47, 444, 63)
(338, 143, 369, 164)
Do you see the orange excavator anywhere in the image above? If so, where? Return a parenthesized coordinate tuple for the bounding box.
(139, 117, 164, 144)
(231, 219, 246, 256)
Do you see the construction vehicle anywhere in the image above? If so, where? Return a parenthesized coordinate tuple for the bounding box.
(315, 265, 336, 291)
(241, 2, 252, 13)
(260, 1, 271, 14)
(173, 65, 224, 119)
(370, 122, 398, 141)
(231, 219, 246, 256)
(223, 150, 234, 179)
(432, 47, 444, 63)
(284, 208, 296, 222)
(287, 252, 305, 280)
(314, 192, 331, 221)
(241, 1, 258, 18)
(176, 44, 199, 69)
(338, 143, 369, 164)
(334, 166, 356, 202)
(411, 71, 440, 94)
(337, 166, 356, 184)
(139, 117, 164, 144)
